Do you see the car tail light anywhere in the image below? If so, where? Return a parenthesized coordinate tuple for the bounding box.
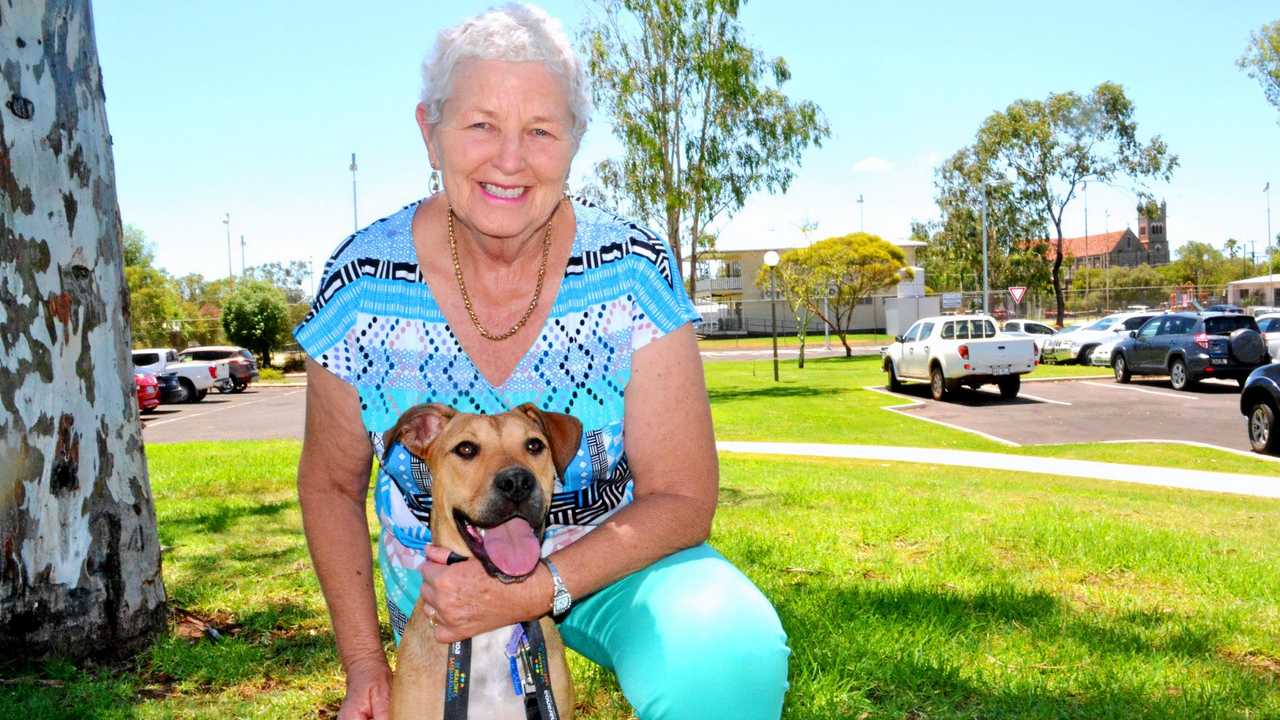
(1193, 333, 1210, 349)
(958, 344, 969, 360)
(209, 366, 218, 379)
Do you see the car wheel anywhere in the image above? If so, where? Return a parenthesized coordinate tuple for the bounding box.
(231, 379, 247, 393)
(1248, 400, 1280, 454)
(1169, 358, 1195, 391)
(1076, 345, 1095, 364)
(195, 389, 208, 402)
(930, 365, 948, 401)
(886, 362, 902, 392)
(998, 375, 1021, 399)
(177, 379, 195, 403)
(1113, 354, 1131, 384)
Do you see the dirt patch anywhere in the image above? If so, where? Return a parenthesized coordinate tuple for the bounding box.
(1221, 648, 1280, 680)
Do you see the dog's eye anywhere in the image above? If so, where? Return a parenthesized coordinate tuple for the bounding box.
(453, 441, 479, 459)
(525, 437, 545, 455)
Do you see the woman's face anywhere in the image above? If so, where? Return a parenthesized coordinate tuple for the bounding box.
(420, 59, 576, 243)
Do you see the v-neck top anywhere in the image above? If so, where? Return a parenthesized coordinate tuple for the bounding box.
(293, 197, 699, 638)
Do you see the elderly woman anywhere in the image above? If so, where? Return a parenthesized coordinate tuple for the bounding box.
(294, 5, 787, 719)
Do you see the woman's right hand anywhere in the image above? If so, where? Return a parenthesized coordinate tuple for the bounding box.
(338, 655, 392, 720)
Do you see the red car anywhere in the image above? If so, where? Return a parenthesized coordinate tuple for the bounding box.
(135, 372, 160, 413)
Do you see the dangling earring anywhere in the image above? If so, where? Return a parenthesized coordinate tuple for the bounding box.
(562, 180, 570, 198)
(430, 170, 441, 195)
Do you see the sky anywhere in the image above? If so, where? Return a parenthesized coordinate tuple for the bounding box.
(91, 2, 1280, 284)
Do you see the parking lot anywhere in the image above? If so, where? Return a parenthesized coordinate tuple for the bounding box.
(141, 385, 306, 444)
(143, 376, 1259, 456)
(881, 376, 1251, 452)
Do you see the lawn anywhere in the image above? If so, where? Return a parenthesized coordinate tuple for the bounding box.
(706, 355, 1280, 477)
(3, 442, 1277, 718)
(698, 332, 891, 350)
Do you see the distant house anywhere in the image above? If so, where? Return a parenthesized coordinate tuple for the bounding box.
(1043, 201, 1171, 271)
(691, 239, 925, 335)
(1226, 274, 1280, 307)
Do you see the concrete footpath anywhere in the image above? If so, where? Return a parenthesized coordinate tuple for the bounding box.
(716, 441, 1280, 500)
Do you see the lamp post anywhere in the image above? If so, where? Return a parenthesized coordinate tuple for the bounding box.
(857, 194, 865, 233)
(350, 153, 359, 233)
(980, 184, 989, 315)
(1266, 181, 1272, 257)
(764, 250, 780, 382)
(222, 212, 232, 279)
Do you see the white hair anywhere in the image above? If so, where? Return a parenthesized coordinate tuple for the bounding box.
(420, 3, 591, 145)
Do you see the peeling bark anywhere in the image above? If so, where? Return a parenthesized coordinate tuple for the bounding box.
(0, 0, 165, 659)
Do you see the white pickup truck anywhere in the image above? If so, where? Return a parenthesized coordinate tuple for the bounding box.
(882, 315, 1037, 400)
(132, 347, 233, 403)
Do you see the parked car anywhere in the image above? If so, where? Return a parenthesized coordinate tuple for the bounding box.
(1255, 313, 1280, 360)
(1250, 306, 1280, 318)
(1044, 311, 1161, 364)
(1240, 364, 1280, 454)
(155, 372, 186, 404)
(1002, 320, 1056, 361)
(882, 314, 1036, 400)
(1110, 312, 1270, 391)
(132, 347, 232, 402)
(134, 373, 160, 414)
(180, 345, 259, 392)
(1204, 304, 1244, 314)
(1041, 323, 1082, 362)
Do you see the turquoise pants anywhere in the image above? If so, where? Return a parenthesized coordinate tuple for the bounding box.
(558, 544, 790, 720)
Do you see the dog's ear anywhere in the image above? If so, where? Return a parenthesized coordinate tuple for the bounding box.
(515, 403, 582, 478)
(383, 404, 457, 460)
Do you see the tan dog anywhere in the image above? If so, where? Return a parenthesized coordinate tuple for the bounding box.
(386, 403, 579, 720)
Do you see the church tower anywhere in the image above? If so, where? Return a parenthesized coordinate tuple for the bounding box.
(1138, 201, 1169, 265)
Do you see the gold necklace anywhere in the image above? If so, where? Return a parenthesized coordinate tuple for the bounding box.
(448, 206, 553, 342)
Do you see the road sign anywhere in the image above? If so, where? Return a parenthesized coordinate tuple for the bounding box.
(941, 292, 962, 310)
(1008, 286, 1027, 304)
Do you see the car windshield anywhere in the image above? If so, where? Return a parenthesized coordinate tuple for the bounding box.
(1085, 317, 1117, 331)
(132, 352, 159, 366)
(181, 350, 231, 361)
(1204, 315, 1258, 335)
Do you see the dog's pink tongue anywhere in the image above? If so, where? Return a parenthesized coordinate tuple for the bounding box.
(482, 518, 541, 577)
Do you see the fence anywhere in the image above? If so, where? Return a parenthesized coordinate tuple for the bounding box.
(697, 283, 1243, 338)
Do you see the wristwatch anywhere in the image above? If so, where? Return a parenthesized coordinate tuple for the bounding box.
(542, 558, 572, 617)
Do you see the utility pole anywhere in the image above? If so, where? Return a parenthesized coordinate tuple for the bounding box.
(1104, 209, 1111, 312)
(240, 234, 246, 277)
(350, 153, 359, 233)
(981, 184, 989, 315)
(857, 194, 864, 232)
(1083, 181, 1089, 297)
(223, 212, 232, 279)
(1266, 181, 1272, 258)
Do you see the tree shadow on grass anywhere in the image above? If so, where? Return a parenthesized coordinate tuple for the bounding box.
(708, 385, 828, 403)
(774, 579, 1274, 718)
(161, 499, 293, 535)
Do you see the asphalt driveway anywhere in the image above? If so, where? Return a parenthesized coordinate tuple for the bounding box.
(141, 385, 306, 444)
(880, 376, 1249, 452)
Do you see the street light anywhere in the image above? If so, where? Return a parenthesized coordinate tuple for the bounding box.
(764, 250, 781, 382)
(222, 212, 232, 278)
(350, 153, 359, 233)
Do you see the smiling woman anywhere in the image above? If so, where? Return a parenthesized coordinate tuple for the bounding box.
(292, 4, 788, 720)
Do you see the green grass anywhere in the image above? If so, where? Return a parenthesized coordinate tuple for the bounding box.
(698, 332, 891, 350)
(4, 443, 1278, 718)
(706, 356, 1280, 477)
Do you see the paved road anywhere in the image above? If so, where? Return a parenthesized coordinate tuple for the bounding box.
(141, 385, 307, 444)
(879, 377, 1249, 452)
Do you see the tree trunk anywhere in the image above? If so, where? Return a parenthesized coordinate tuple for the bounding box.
(0, 0, 166, 660)
(1051, 231, 1065, 327)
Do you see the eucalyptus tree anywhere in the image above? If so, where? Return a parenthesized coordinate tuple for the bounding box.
(583, 0, 829, 296)
(1, 0, 166, 659)
(969, 83, 1176, 325)
(1238, 20, 1280, 121)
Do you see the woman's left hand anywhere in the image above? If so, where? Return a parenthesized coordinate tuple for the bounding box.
(417, 545, 541, 642)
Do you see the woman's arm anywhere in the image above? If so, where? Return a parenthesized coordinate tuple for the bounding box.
(297, 359, 390, 718)
(422, 324, 718, 639)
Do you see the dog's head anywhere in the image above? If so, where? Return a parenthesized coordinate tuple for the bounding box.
(383, 403, 581, 583)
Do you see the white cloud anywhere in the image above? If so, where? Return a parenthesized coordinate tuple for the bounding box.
(851, 156, 895, 174)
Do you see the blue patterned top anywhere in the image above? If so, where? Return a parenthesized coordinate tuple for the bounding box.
(293, 197, 699, 638)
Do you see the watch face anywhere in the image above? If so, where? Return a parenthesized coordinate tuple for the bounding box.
(553, 594, 570, 614)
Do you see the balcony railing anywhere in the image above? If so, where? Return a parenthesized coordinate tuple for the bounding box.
(700, 276, 743, 291)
